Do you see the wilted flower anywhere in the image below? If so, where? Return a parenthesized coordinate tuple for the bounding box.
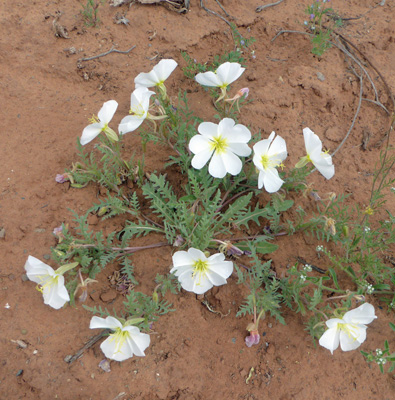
(253, 131, 287, 193)
(170, 248, 233, 295)
(134, 59, 178, 99)
(118, 87, 155, 134)
(90, 316, 150, 362)
(224, 87, 249, 111)
(80, 100, 119, 145)
(195, 62, 245, 101)
(55, 173, 70, 183)
(245, 331, 260, 347)
(295, 128, 335, 179)
(24, 256, 78, 309)
(245, 322, 260, 347)
(319, 303, 377, 354)
(189, 118, 251, 178)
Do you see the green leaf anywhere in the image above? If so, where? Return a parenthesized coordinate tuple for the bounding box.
(237, 238, 278, 255)
(328, 268, 340, 289)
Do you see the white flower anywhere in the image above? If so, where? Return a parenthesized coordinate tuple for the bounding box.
(189, 118, 251, 178)
(195, 62, 245, 102)
(296, 128, 335, 179)
(252, 132, 287, 193)
(135, 59, 178, 89)
(195, 62, 245, 89)
(170, 248, 233, 295)
(319, 303, 377, 354)
(90, 316, 150, 362)
(118, 87, 155, 134)
(24, 256, 77, 310)
(81, 100, 118, 145)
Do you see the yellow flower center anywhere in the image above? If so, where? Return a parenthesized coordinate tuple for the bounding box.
(338, 322, 358, 341)
(260, 154, 283, 170)
(192, 259, 209, 286)
(36, 274, 59, 294)
(130, 103, 146, 118)
(210, 135, 228, 154)
(109, 328, 129, 354)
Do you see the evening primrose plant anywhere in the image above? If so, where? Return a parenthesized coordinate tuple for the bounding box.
(26, 53, 395, 366)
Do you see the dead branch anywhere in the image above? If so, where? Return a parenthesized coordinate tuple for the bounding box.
(256, 0, 285, 13)
(65, 330, 110, 364)
(79, 45, 136, 62)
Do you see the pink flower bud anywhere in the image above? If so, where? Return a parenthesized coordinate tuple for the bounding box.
(245, 331, 260, 347)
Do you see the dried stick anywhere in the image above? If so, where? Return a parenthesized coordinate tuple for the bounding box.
(271, 29, 392, 156)
(256, 0, 285, 13)
(65, 330, 110, 364)
(331, 74, 363, 157)
(79, 45, 136, 62)
(215, 0, 230, 17)
(200, 0, 232, 28)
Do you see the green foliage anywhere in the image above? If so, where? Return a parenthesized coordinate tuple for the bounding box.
(81, 0, 103, 27)
(123, 290, 174, 331)
(304, 0, 336, 57)
(236, 243, 284, 325)
(66, 136, 136, 193)
(362, 323, 395, 374)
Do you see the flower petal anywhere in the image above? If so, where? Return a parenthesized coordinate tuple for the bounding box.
(189, 134, 212, 155)
(216, 62, 245, 85)
(343, 303, 377, 325)
(207, 259, 233, 280)
(25, 256, 55, 284)
(311, 155, 335, 180)
(153, 59, 178, 82)
(262, 168, 284, 193)
(198, 121, 219, 138)
(171, 250, 194, 269)
(90, 316, 123, 330)
(208, 152, 227, 178)
(100, 335, 133, 362)
(97, 100, 118, 124)
(303, 127, 322, 154)
(191, 148, 214, 170)
(226, 142, 251, 157)
(42, 275, 70, 309)
(219, 150, 243, 176)
(80, 123, 103, 146)
(319, 326, 340, 354)
(339, 325, 367, 351)
(268, 134, 287, 160)
(134, 71, 159, 88)
(123, 326, 151, 357)
(195, 71, 221, 87)
(118, 115, 145, 135)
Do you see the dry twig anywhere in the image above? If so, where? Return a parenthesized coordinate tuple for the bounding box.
(65, 330, 109, 364)
(256, 0, 285, 13)
(79, 45, 136, 62)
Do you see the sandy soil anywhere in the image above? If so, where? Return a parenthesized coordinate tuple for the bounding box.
(1, 0, 395, 399)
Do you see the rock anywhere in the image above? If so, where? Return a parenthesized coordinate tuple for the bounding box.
(0, 227, 5, 239)
(100, 290, 117, 303)
(317, 72, 325, 81)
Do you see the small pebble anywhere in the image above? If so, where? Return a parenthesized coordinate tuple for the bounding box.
(43, 254, 51, 260)
(21, 274, 29, 282)
(21, 329, 27, 335)
(16, 369, 23, 377)
(316, 72, 325, 82)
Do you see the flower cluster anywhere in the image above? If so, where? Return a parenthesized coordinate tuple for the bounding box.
(191, 62, 335, 191)
(80, 59, 178, 145)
